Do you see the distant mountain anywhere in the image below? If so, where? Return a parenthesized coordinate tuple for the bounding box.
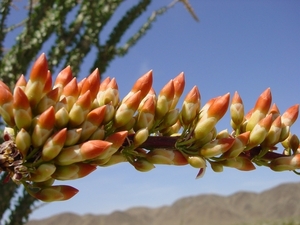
(26, 182, 300, 225)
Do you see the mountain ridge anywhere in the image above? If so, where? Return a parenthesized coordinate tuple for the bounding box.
(26, 182, 300, 225)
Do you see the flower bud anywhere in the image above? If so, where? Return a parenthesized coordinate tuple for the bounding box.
(210, 161, 223, 172)
(170, 72, 185, 109)
(42, 128, 67, 161)
(15, 128, 31, 157)
(0, 85, 14, 126)
(64, 128, 82, 146)
(30, 163, 56, 182)
(55, 140, 112, 165)
(247, 114, 272, 149)
(131, 158, 155, 172)
(60, 78, 79, 111)
(135, 97, 155, 130)
(32, 106, 55, 147)
(94, 131, 128, 160)
(188, 156, 206, 168)
(14, 75, 27, 94)
(52, 163, 97, 180)
(221, 131, 250, 158)
(68, 90, 92, 127)
(114, 91, 141, 128)
(80, 69, 100, 100)
(281, 104, 299, 127)
(230, 91, 244, 127)
(13, 87, 32, 130)
(122, 70, 153, 103)
(27, 185, 78, 202)
(53, 66, 73, 96)
(155, 80, 174, 120)
(79, 105, 106, 142)
(270, 154, 300, 171)
(180, 86, 200, 126)
(36, 88, 60, 114)
(200, 138, 235, 158)
(221, 156, 255, 171)
(25, 54, 49, 107)
(261, 116, 282, 147)
(99, 153, 128, 167)
(246, 88, 272, 131)
(133, 128, 149, 147)
(146, 149, 188, 165)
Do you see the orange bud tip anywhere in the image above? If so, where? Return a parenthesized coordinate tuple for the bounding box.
(29, 53, 48, 82)
(29, 185, 79, 202)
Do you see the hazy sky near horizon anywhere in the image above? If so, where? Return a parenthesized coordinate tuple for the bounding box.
(3, 0, 300, 220)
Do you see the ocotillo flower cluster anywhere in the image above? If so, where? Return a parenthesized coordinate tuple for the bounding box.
(0, 54, 299, 202)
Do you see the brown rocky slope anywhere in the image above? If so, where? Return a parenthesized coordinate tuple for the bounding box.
(26, 182, 300, 225)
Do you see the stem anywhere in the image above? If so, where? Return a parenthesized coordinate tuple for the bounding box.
(125, 135, 287, 161)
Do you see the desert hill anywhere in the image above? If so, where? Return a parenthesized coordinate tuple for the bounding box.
(26, 182, 300, 225)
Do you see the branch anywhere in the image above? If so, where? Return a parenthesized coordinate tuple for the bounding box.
(0, 54, 299, 202)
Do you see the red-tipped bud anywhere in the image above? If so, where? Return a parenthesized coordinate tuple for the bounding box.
(13, 87, 32, 130)
(54, 66, 73, 95)
(61, 77, 79, 111)
(281, 104, 299, 127)
(14, 75, 27, 94)
(64, 128, 82, 146)
(28, 54, 48, 83)
(30, 163, 56, 182)
(68, 90, 92, 127)
(206, 93, 230, 121)
(55, 140, 112, 165)
(0, 85, 14, 126)
(247, 114, 273, 149)
(146, 149, 188, 165)
(155, 80, 175, 119)
(28, 185, 78, 202)
(123, 70, 153, 102)
(98, 131, 128, 158)
(200, 138, 235, 158)
(36, 88, 60, 114)
(97, 78, 119, 107)
(43, 70, 52, 95)
(261, 116, 282, 147)
(221, 156, 256, 171)
(52, 163, 97, 180)
(230, 91, 244, 126)
(253, 88, 272, 114)
(79, 105, 106, 142)
(42, 128, 67, 161)
(246, 88, 272, 131)
(270, 154, 300, 171)
(80, 69, 100, 100)
(222, 131, 250, 158)
(114, 91, 141, 128)
(25, 54, 49, 107)
(194, 117, 217, 140)
(170, 72, 185, 109)
(180, 86, 201, 126)
(132, 158, 155, 172)
(268, 103, 280, 120)
(135, 97, 156, 130)
(32, 106, 55, 147)
(15, 128, 31, 157)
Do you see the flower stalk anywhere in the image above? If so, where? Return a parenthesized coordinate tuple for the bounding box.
(1, 54, 300, 202)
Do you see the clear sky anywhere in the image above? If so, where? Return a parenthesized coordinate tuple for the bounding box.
(3, 0, 300, 220)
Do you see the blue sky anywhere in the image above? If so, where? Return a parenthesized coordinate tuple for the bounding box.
(3, 0, 300, 220)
